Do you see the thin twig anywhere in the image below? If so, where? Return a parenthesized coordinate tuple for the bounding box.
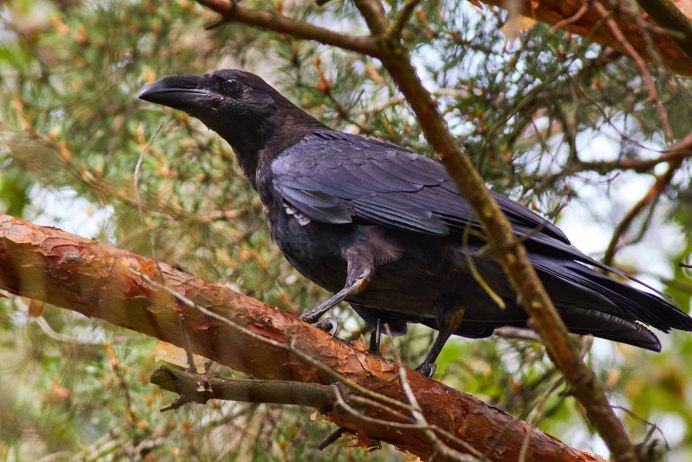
(603, 133, 692, 265)
(318, 427, 346, 450)
(550, 4, 589, 34)
(331, 386, 483, 459)
(399, 367, 477, 462)
(195, 0, 380, 57)
(572, 144, 692, 173)
(602, 158, 683, 266)
(389, 0, 423, 39)
(462, 217, 506, 309)
(593, 1, 673, 140)
(178, 313, 198, 373)
(363, 87, 469, 114)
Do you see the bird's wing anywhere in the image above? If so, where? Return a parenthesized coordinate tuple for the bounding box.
(272, 130, 568, 241)
(271, 130, 675, 300)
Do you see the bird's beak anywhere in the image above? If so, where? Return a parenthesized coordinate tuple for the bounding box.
(138, 75, 211, 110)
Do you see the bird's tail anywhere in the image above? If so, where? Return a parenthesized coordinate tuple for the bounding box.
(560, 308, 662, 351)
(533, 255, 692, 350)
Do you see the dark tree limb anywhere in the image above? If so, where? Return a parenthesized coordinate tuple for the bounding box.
(0, 214, 603, 462)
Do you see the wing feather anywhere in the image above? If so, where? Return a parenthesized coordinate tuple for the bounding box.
(272, 130, 568, 244)
(280, 186, 352, 224)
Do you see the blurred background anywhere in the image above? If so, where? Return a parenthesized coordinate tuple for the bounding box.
(0, 0, 690, 460)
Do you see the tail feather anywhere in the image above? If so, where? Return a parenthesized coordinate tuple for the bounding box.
(528, 232, 676, 303)
(566, 262, 692, 332)
(560, 307, 662, 351)
(530, 254, 692, 335)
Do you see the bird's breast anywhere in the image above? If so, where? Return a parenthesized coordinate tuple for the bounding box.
(261, 191, 351, 292)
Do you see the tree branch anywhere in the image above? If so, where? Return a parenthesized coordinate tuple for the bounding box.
(480, 0, 692, 75)
(150, 364, 335, 409)
(593, 1, 673, 141)
(195, 0, 380, 57)
(573, 134, 692, 173)
(0, 214, 606, 462)
(187, 1, 644, 459)
(389, 0, 423, 39)
(602, 134, 691, 265)
(634, 0, 692, 59)
(345, 1, 640, 460)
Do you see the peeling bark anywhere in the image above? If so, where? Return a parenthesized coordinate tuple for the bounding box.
(0, 214, 603, 462)
(482, 0, 692, 75)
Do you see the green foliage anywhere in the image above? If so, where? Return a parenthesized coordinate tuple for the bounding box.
(0, 0, 690, 460)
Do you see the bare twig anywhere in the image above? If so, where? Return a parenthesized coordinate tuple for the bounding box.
(318, 427, 347, 450)
(195, 0, 380, 57)
(494, 326, 543, 343)
(573, 140, 692, 173)
(399, 367, 476, 462)
(602, 163, 683, 265)
(603, 134, 691, 265)
(550, 4, 589, 33)
(593, 1, 673, 141)
(363, 87, 469, 114)
(178, 313, 199, 373)
(389, 0, 424, 39)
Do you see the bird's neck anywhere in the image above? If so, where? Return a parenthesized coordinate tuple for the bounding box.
(210, 108, 325, 190)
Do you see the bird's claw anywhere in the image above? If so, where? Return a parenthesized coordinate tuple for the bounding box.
(313, 317, 338, 336)
(415, 362, 437, 378)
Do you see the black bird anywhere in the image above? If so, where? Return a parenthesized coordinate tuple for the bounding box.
(138, 69, 692, 375)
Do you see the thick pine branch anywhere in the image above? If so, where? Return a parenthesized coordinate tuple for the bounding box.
(0, 214, 603, 462)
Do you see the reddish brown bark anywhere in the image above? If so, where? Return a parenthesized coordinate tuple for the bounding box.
(0, 214, 603, 462)
(482, 0, 692, 75)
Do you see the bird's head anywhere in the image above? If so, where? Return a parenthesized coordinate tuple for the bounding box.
(138, 69, 283, 122)
(138, 69, 324, 186)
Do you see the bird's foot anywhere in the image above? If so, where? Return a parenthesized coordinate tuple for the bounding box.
(414, 362, 437, 379)
(368, 319, 382, 354)
(368, 339, 381, 355)
(313, 317, 338, 336)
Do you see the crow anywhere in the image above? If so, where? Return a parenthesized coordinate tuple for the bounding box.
(138, 69, 692, 376)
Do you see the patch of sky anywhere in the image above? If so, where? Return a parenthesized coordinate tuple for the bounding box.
(27, 184, 115, 242)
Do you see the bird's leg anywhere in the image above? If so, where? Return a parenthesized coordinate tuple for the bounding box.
(415, 305, 465, 378)
(369, 318, 382, 353)
(300, 246, 374, 333)
(299, 271, 373, 324)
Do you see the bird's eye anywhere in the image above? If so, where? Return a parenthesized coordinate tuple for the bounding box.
(224, 78, 240, 93)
